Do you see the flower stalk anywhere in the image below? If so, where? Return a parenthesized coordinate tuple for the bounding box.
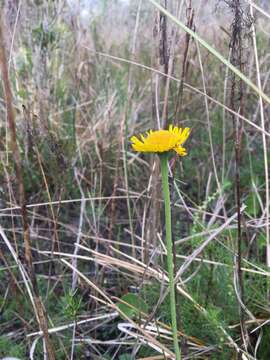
(130, 125, 189, 359)
(160, 153, 181, 360)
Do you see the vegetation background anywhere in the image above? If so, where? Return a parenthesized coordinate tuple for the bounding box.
(0, 0, 270, 359)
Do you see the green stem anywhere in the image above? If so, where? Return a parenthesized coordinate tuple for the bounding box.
(160, 153, 181, 360)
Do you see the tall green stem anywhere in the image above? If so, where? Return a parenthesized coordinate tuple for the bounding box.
(160, 153, 181, 360)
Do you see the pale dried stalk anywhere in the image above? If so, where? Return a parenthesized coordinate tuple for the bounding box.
(72, 168, 86, 291)
(249, 5, 270, 270)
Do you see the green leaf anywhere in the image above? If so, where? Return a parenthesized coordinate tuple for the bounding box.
(246, 192, 260, 217)
(222, 180, 231, 191)
(119, 354, 133, 360)
(116, 293, 148, 319)
(258, 233, 266, 251)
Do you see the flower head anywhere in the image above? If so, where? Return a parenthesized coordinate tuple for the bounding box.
(131, 125, 190, 156)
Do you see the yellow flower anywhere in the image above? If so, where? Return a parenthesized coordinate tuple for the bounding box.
(131, 125, 190, 156)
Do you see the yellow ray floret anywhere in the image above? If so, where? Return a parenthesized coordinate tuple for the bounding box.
(131, 125, 190, 156)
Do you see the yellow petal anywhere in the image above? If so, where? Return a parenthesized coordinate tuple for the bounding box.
(174, 145, 187, 156)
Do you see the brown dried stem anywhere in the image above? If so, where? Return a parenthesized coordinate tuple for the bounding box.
(0, 16, 56, 360)
(227, 0, 249, 356)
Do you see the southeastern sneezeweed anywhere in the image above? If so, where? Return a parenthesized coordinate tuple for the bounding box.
(131, 125, 190, 360)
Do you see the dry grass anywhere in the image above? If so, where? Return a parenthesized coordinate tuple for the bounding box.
(0, 0, 270, 359)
